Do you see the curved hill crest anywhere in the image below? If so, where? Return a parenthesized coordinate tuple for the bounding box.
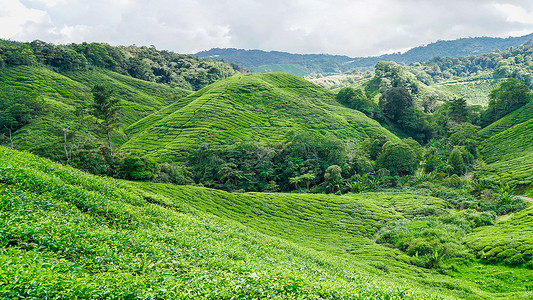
(122, 72, 397, 159)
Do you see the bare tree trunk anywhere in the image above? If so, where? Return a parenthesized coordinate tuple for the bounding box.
(107, 130, 113, 157)
(4, 126, 14, 148)
(63, 127, 71, 161)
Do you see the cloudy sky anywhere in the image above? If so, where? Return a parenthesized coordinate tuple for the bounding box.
(2, 0, 533, 57)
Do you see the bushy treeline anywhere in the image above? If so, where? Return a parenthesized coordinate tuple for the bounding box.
(410, 40, 533, 85)
(0, 40, 238, 90)
(341, 61, 533, 143)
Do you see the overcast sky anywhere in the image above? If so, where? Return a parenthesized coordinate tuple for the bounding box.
(2, 0, 533, 57)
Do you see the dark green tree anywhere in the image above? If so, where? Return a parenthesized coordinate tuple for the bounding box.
(375, 141, 417, 176)
(336, 87, 383, 120)
(0, 90, 43, 148)
(324, 165, 343, 193)
(379, 87, 414, 122)
(91, 84, 120, 156)
(447, 147, 466, 176)
(120, 156, 159, 181)
(481, 78, 533, 126)
(449, 98, 468, 123)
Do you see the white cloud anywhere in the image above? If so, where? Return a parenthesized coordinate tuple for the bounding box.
(494, 3, 533, 24)
(2, 0, 533, 56)
(0, 0, 51, 39)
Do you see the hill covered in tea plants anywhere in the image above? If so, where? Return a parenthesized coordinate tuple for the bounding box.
(121, 72, 398, 160)
(0, 65, 191, 159)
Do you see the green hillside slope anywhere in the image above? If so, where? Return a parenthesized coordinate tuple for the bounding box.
(0, 146, 438, 299)
(0, 65, 190, 155)
(478, 100, 533, 140)
(430, 73, 503, 106)
(2, 147, 533, 298)
(466, 203, 533, 268)
(121, 72, 397, 160)
(477, 117, 533, 189)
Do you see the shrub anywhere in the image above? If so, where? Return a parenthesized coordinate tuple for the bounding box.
(119, 156, 159, 181)
(375, 141, 417, 176)
(154, 162, 193, 185)
(447, 147, 466, 176)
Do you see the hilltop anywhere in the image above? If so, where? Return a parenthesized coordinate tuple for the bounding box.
(0, 40, 238, 91)
(121, 72, 397, 160)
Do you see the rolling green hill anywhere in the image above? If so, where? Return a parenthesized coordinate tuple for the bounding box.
(0, 65, 190, 156)
(2, 146, 533, 299)
(475, 98, 533, 195)
(121, 72, 398, 160)
(477, 115, 533, 191)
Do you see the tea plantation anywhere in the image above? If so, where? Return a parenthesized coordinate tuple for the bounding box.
(120, 72, 398, 160)
(2, 147, 533, 299)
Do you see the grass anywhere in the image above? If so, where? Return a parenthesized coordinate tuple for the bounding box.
(2, 146, 533, 298)
(121, 72, 398, 160)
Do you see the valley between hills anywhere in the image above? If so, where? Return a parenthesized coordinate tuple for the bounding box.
(1, 37, 533, 299)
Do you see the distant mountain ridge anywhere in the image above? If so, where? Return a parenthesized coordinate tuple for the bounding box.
(194, 33, 533, 76)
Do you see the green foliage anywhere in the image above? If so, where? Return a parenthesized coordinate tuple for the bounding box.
(0, 65, 190, 160)
(91, 83, 120, 154)
(466, 203, 532, 268)
(324, 165, 343, 193)
(0, 41, 237, 91)
(377, 211, 486, 269)
(184, 132, 346, 192)
(375, 141, 418, 176)
(153, 162, 193, 185)
(481, 78, 533, 126)
(3, 145, 533, 298)
(448, 147, 466, 176)
(119, 156, 159, 181)
(0, 89, 44, 147)
(478, 117, 533, 188)
(336, 87, 383, 121)
(449, 98, 468, 123)
(0, 145, 466, 299)
(379, 87, 414, 121)
(375, 61, 420, 94)
(121, 72, 397, 161)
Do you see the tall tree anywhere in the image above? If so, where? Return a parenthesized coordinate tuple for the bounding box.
(482, 78, 533, 126)
(91, 84, 120, 156)
(449, 97, 468, 123)
(379, 87, 413, 121)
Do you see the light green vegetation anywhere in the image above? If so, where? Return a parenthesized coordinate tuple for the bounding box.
(476, 100, 533, 191)
(307, 72, 373, 92)
(0, 65, 190, 153)
(121, 72, 398, 160)
(477, 117, 533, 188)
(430, 73, 503, 106)
(465, 204, 533, 269)
(252, 65, 310, 77)
(2, 146, 533, 299)
(478, 101, 533, 140)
